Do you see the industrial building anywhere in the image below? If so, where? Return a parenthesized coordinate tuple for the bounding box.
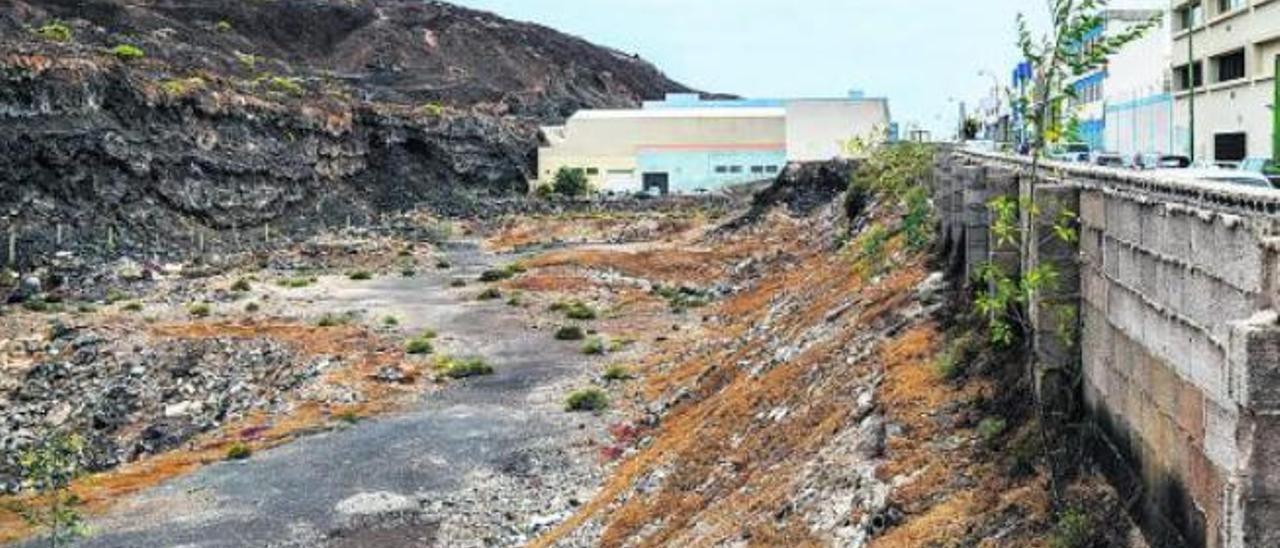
(1102, 6, 1179, 157)
(536, 93, 891, 194)
(1171, 0, 1280, 163)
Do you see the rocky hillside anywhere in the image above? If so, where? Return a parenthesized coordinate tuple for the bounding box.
(0, 0, 690, 268)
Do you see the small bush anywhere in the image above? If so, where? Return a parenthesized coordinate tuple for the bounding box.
(110, 44, 145, 60)
(278, 276, 315, 288)
(420, 329, 438, 339)
(77, 304, 97, 314)
(552, 167, 590, 197)
(506, 293, 524, 307)
(479, 269, 513, 283)
(264, 75, 304, 96)
(1049, 507, 1092, 548)
(977, 417, 1007, 444)
(565, 302, 598, 321)
(405, 338, 434, 355)
(189, 303, 211, 318)
(603, 365, 632, 382)
(231, 278, 252, 292)
(418, 102, 445, 117)
(348, 270, 373, 281)
(35, 22, 72, 42)
(245, 302, 260, 313)
(383, 316, 399, 326)
(334, 410, 360, 424)
(105, 288, 128, 304)
(401, 269, 416, 278)
(160, 77, 205, 96)
(215, 20, 233, 32)
(565, 388, 608, 412)
(434, 356, 493, 379)
(435, 259, 452, 269)
(555, 325, 585, 341)
(477, 288, 502, 301)
(450, 279, 467, 288)
(653, 285, 713, 312)
(122, 301, 143, 312)
(225, 442, 252, 461)
(581, 336, 607, 355)
(317, 312, 353, 327)
(22, 299, 50, 312)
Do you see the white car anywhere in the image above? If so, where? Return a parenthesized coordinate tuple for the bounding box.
(1148, 168, 1275, 190)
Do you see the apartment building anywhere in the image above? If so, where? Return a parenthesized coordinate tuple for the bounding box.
(1171, 0, 1280, 163)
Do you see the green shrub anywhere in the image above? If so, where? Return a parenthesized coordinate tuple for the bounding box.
(565, 388, 608, 412)
(554, 325, 585, 341)
(479, 269, 513, 283)
(122, 301, 143, 312)
(245, 302, 260, 313)
(215, 20, 233, 32)
(565, 302, 597, 320)
(348, 270, 373, 281)
(225, 442, 252, 461)
(450, 279, 467, 288)
(35, 22, 72, 42)
(603, 365, 632, 382)
(278, 276, 315, 288)
(335, 410, 361, 424)
(477, 287, 502, 301)
(22, 299, 49, 312)
(105, 288, 128, 304)
(405, 338, 434, 355)
(234, 52, 258, 71)
(435, 259, 452, 269)
(1049, 507, 1092, 548)
(383, 316, 399, 326)
(317, 312, 353, 327)
(264, 75, 304, 96)
(552, 167, 590, 197)
(653, 285, 713, 312)
(581, 336, 607, 355)
(434, 356, 493, 379)
(933, 334, 975, 380)
(420, 329, 438, 339)
(161, 77, 205, 96)
(189, 303, 211, 318)
(110, 44, 145, 60)
(418, 102, 445, 117)
(401, 269, 416, 278)
(231, 278, 252, 292)
(977, 417, 1007, 444)
(506, 293, 524, 307)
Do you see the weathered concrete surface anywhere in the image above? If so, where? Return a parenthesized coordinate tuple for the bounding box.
(934, 150, 1280, 548)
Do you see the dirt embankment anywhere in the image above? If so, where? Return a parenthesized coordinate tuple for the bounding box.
(514, 180, 1133, 546)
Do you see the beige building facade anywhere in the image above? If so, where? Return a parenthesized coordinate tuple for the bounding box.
(1171, 0, 1280, 163)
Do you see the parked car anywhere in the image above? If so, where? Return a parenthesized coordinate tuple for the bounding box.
(1239, 157, 1280, 188)
(1047, 142, 1091, 162)
(1150, 168, 1275, 189)
(1154, 155, 1192, 168)
(1091, 152, 1125, 167)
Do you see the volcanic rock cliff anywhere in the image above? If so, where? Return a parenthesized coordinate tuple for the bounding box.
(0, 0, 690, 268)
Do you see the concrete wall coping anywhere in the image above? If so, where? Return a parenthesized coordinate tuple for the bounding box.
(951, 149, 1280, 219)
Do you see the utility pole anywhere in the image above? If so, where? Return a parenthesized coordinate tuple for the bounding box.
(1273, 54, 1279, 164)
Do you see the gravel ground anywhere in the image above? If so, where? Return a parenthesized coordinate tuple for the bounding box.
(30, 242, 618, 547)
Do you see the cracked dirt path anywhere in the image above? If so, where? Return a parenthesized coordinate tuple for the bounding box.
(57, 241, 610, 547)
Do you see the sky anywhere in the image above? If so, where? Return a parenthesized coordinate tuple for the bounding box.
(449, 0, 1063, 137)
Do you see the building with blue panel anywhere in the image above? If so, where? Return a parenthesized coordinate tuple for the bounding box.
(537, 93, 891, 194)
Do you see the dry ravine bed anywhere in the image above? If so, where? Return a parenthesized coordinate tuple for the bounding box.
(2, 202, 1130, 547)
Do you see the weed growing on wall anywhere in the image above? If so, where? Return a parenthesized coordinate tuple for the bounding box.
(3, 433, 89, 547)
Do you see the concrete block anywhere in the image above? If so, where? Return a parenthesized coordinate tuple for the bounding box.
(1104, 237, 1121, 280)
(1204, 400, 1240, 472)
(1211, 219, 1263, 294)
(1080, 189, 1106, 230)
(1175, 378, 1207, 445)
(1149, 356, 1180, 417)
(1162, 211, 1194, 263)
(1228, 315, 1280, 410)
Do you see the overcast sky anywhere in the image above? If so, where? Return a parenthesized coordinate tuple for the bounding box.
(447, 0, 1081, 136)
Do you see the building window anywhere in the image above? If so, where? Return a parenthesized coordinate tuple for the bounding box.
(1176, 2, 1203, 31)
(765, 165, 779, 173)
(1217, 0, 1243, 14)
(1173, 61, 1204, 90)
(586, 167, 599, 175)
(714, 165, 728, 174)
(729, 166, 743, 174)
(750, 165, 765, 174)
(1213, 49, 1246, 82)
(1215, 132, 1247, 162)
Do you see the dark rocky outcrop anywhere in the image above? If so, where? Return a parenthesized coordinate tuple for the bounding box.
(0, 0, 693, 269)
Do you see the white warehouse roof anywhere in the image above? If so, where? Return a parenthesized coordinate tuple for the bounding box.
(570, 107, 786, 120)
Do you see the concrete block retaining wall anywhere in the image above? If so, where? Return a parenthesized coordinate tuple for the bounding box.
(934, 149, 1280, 548)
